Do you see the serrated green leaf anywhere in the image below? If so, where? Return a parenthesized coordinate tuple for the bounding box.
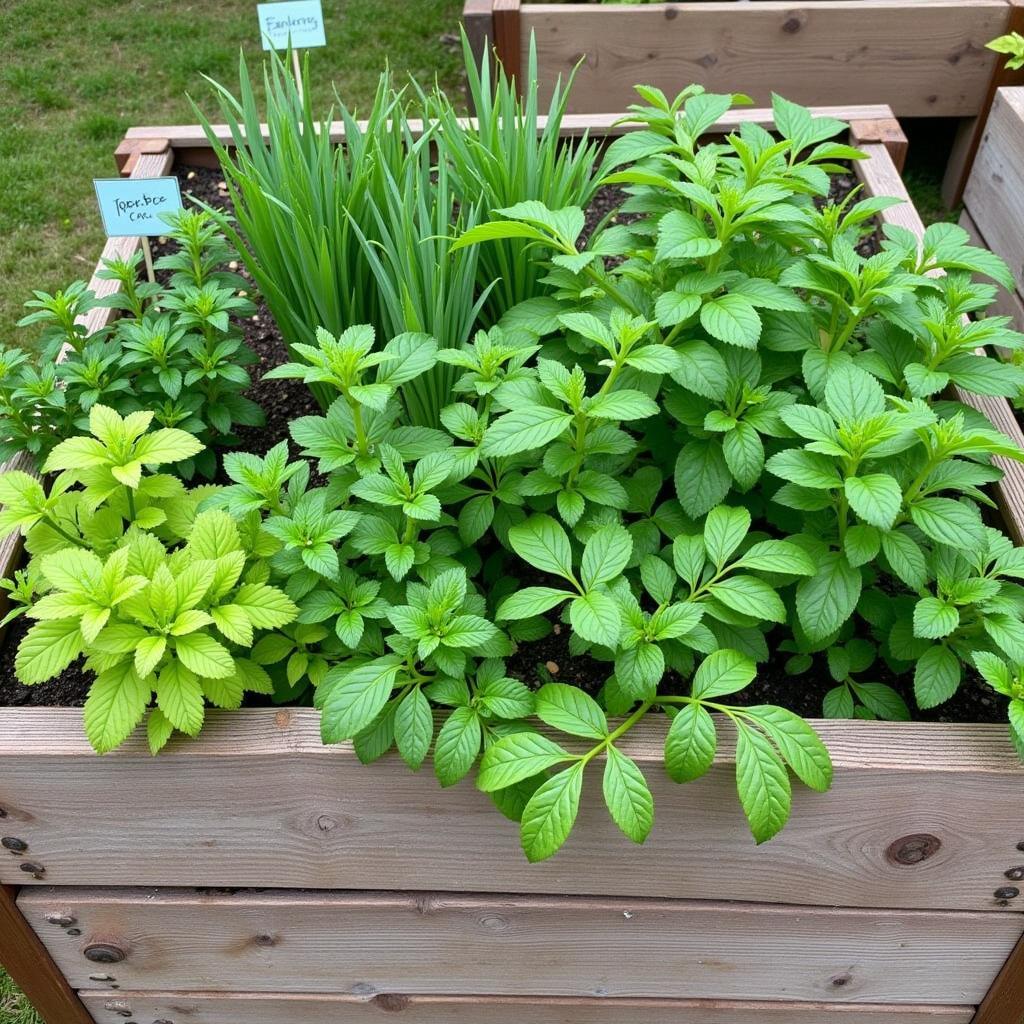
(735, 722, 792, 844)
(664, 702, 717, 782)
(477, 732, 573, 792)
(603, 745, 654, 843)
(536, 683, 608, 738)
(520, 761, 585, 862)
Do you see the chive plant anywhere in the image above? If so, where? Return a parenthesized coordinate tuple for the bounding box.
(423, 34, 602, 323)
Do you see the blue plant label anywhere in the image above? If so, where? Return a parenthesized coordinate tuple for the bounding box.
(257, 0, 326, 50)
(93, 177, 184, 238)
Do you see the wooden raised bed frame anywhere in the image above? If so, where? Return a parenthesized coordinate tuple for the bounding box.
(2, 108, 1024, 1024)
(463, 0, 1024, 204)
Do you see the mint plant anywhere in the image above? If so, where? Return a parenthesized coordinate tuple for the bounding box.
(6, 209, 263, 476)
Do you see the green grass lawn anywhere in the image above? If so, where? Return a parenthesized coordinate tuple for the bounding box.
(0, 0, 466, 348)
(0, 2, 463, 1015)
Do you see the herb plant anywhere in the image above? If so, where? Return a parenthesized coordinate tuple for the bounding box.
(0, 405, 297, 753)
(6, 209, 264, 477)
(4, 76, 1024, 865)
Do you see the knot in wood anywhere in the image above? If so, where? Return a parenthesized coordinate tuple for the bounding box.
(994, 886, 1020, 900)
(886, 833, 941, 866)
(1005, 866, 1024, 881)
(373, 994, 411, 1012)
(84, 941, 128, 964)
(782, 12, 806, 33)
(830, 972, 853, 987)
(664, 5, 678, 19)
(2, 837, 27, 852)
(19, 861, 44, 877)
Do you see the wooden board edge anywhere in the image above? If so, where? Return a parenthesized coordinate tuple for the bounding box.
(118, 104, 898, 149)
(76, 990, 978, 1022)
(0, 706, 1020, 774)
(492, 0, 522, 89)
(972, 926, 1024, 1023)
(0, 885, 93, 1024)
(942, 0, 1024, 207)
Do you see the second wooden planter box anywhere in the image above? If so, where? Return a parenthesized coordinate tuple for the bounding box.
(2, 108, 1024, 1024)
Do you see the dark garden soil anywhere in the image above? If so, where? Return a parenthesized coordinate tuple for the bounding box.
(0, 166, 1006, 727)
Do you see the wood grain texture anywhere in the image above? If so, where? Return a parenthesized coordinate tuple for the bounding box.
(78, 991, 977, 1024)
(856, 142, 1024, 547)
(119, 104, 897, 149)
(959, 208, 1024, 330)
(0, 885, 93, 1024)
(520, 1, 1007, 116)
(942, 2, 1024, 206)
(972, 928, 1024, 1024)
(493, 0, 522, 89)
(964, 87, 1024, 297)
(462, 0, 495, 75)
(18, 888, 1023, 1003)
(2, 708, 1023, 912)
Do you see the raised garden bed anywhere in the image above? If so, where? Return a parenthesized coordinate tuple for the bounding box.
(463, 0, 1024, 202)
(2, 103, 1024, 1024)
(961, 85, 1024, 331)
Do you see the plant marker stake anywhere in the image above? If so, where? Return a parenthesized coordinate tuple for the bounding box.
(292, 47, 304, 104)
(141, 237, 156, 284)
(93, 177, 184, 279)
(256, 0, 326, 104)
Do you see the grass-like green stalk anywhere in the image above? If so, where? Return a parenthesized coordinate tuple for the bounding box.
(423, 33, 602, 323)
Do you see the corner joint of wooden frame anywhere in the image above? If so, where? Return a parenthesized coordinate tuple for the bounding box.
(115, 136, 173, 177)
(849, 117, 908, 175)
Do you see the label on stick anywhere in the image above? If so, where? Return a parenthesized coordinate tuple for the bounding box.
(93, 177, 183, 237)
(257, 0, 326, 49)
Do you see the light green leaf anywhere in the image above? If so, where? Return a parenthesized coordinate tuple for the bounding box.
(708, 576, 787, 622)
(796, 552, 862, 642)
(703, 506, 751, 567)
(319, 655, 403, 743)
(520, 761, 585, 862)
(395, 686, 433, 771)
(735, 722, 792, 844)
(910, 498, 985, 551)
(845, 474, 902, 530)
(496, 586, 572, 620)
(581, 524, 633, 590)
(692, 648, 756, 699)
(914, 644, 961, 709)
(481, 405, 573, 457)
(508, 514, 575, 581)
(157, 661, 205, 736)
(536, 683, 608, 739)
(15, 617, 83, 684)
(477, 732, 573, 792)
(664, 702, 717, 783)
(743, 706, 832, 792)
(434, 706, 482, 787)
(603, 746, 654, 843)
(913, 597, 960, 639)
(700, 294, 761, 348)
(173, 633, 234, 679)
(569, 590, 622, 645)
(84, 662, 150, 753)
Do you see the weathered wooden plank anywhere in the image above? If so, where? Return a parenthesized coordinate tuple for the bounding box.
(521, 1, 1007, 117)
(18, 888, 1023, 1002)
(942, 2, 1024, 207)
(493, 0, 522, 89)
(856, 141, 1024, 547)
(973, 927, 1024, 1023)
(959, 208, 1024, 330)
(119, 103, 897, 150)
(78, 991, 978, 1024)
(964, 87, 1024, 296)
(1, 709, 1023, 913)
(462, 0, 495, 76)
(0, 885, 93, 1024)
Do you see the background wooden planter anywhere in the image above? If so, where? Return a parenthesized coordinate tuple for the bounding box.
(463, 0, 1024, 204)
(2, 108, 1024, 1024)
(961, 85, 1024, 330)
